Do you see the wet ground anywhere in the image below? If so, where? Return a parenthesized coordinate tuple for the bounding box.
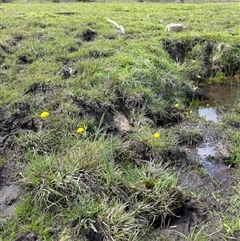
(153, 81, 240, 240)
(0, 185, 22, 220)
(1, 80, 240, 240)
(199, 107, 219, 123)
(200, 80, 240, 107)
(154, 118, 238, 240)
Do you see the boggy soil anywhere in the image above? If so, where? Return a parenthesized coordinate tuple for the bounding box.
(157, 120, 240, 241)
(0, 83, 240, 241)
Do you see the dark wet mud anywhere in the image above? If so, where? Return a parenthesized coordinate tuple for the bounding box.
(153, 81, 240, 240)
(0, 160, 23, 231)
(0, 185, 22, 219)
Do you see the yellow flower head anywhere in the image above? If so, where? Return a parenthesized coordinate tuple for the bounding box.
(40, 111, 49, 118)
(189, 110, 193, 114)
(77, 127, 85, 134)
(153, 132, 160, 139)
(206, 103, 209, 107)
(197, 75, 201, 79)
(175, 103, 179, 108)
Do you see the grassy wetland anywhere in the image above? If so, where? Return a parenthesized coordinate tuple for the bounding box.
(0, 2, 240, 240)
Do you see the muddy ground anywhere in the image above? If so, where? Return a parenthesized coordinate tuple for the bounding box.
(0, 82, 240, 241)
(158, 120, 240, 241)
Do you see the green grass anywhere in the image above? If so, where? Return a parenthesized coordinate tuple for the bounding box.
(12, 135, 180, 240)
(1, 2, 239, 105)
(1, 2, 240, 240)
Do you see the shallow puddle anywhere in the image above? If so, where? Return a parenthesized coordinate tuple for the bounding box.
(198, 107, 219, 123)
(200, 80, 240, 106)
(198, 80, 240, 122)
(185, 143, 230, 182)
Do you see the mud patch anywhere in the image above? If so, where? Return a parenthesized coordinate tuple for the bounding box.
(167, 211, 196, 235)
(0, 101, 41, 228)
(155, 198, 198, 241)
(157, 150, 237, 240)
(163, 38, 240, 79)
(162, 38, 214, 65)
(0, 155, 23, 228)
(82, 222, 105, 241)
(0, 43, 13, 55)
(55, 12, 77, 15)
(73, 97, 132, 134)
(154, 115, 240, 239)
(74, 99, 114, 129)
(8, 35, 26, 47)
(179, 121, 232, 181)
(60, 65, 77, 78)
(113, 111, 132, 132)
(18, 54, 33, 64)
(79, 29, 97, 42)
(15, 231, 38, 241)
(24, 82, 51, 95)
(24, 82, 56, 108)
(0, 24, 7, 30)
(115, 139, 151, 166)
(162, 40, 191, 63)
(0, 185, 22, 218)
(0, 104, 39, 154)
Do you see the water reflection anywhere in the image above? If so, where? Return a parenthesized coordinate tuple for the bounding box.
(196, 143, 217, 156)
(184, 143, 230, 182)
(200, 80, 240, 106)
(199, 107, 219, 123)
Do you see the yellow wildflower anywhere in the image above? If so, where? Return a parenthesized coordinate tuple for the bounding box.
(40, 111, 49, 118)
(197, 75, 201, 79)
(153, 132, 160, 139)
(206, 103, 209, 107)
(175, 103, 179, 108)
(77, 127, 85, 134)
(189, 110, 192, 114)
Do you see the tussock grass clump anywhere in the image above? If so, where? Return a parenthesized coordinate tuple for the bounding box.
(15, 134, 181, 240)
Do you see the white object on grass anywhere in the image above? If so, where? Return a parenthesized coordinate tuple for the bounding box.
(107, 18, 125, 34)
(165, 23, 187, 32)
